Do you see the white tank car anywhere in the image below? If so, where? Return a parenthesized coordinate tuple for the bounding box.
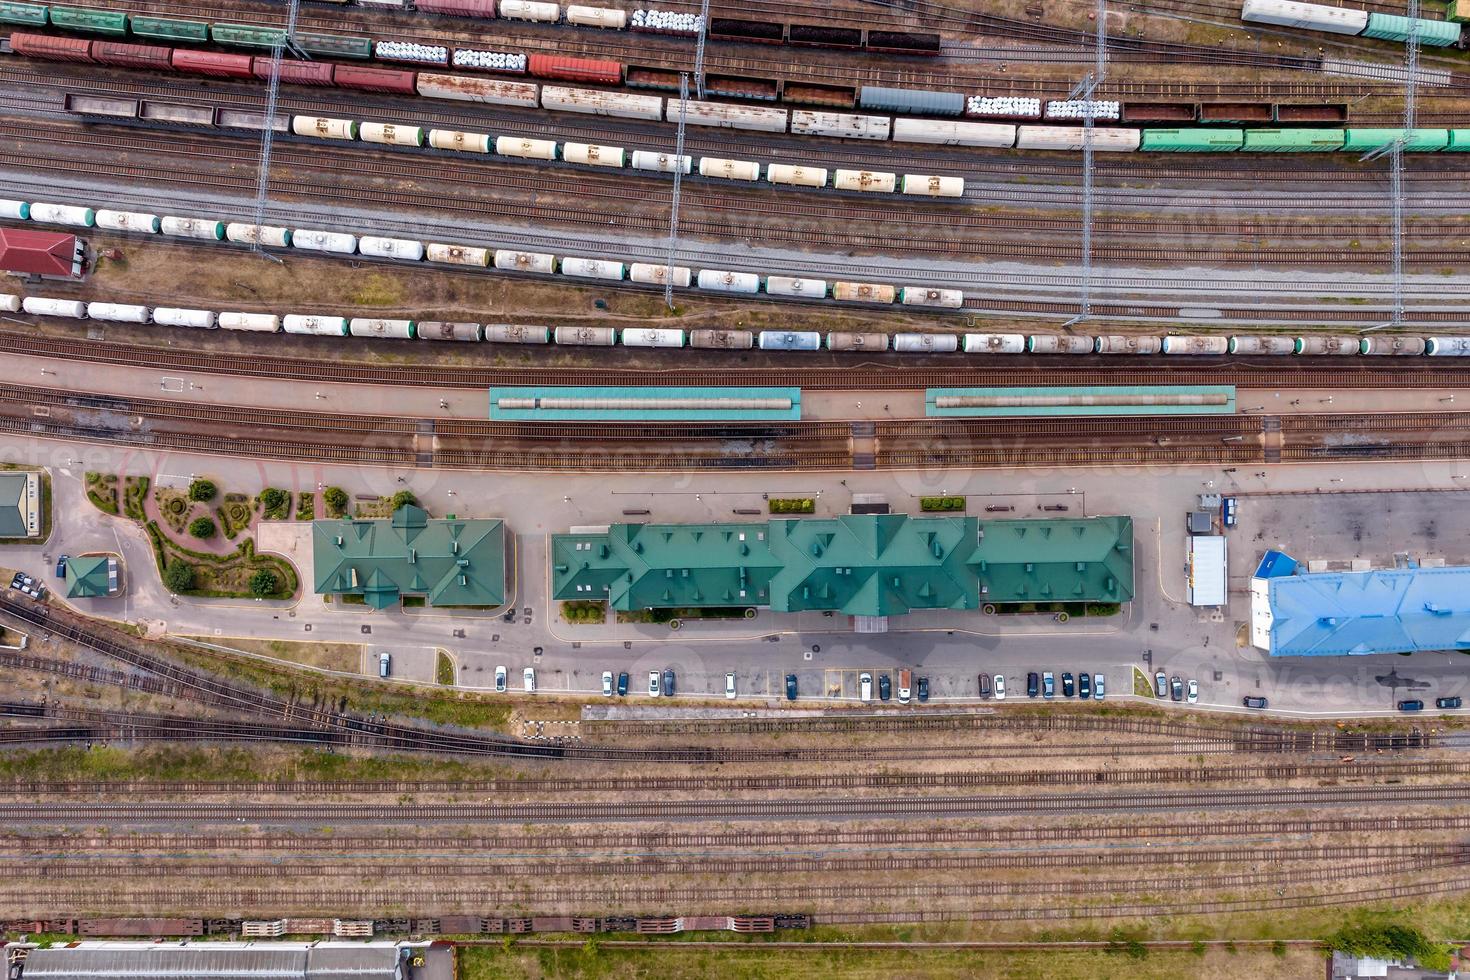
(292, 116, 358, 140)
(95, 209, 161, 233)
(282, 314, 348, 336)
(1228, 336, 1295, 355)
(833, 169, 897, 193)
(292, 229, 357, 254)
(494, 250, 556, 274)
(672, 101, 788, 132)
(429, 130, 492, 153)
(226, 223, 292, 247)
(697, 269, 760, 294)
(690, 329, 754, 349)
(541, 86, 662, 120)
(699, 157, 762, 181)
(28, 202, 96, 227)
(418, 321, 484, 342)
(565, 4, 627, 27)
(1426, 337, 1470, 356)
(891, 118, 1016, 147)
(1027, 335, 1094, 354)
(629, 263, 692, 288)
(85, 303, 150, 324)
(963, 333, 1026, 354)
(161, 216, 225, 240)
(361, 122, 425, 147)
(496, 136, 558, 160)
(554, 326, 616, 345)
(1292, 335, 1358, 355)
(765, 276, 828, 298)
(1094, 334, 1162, 354)
(1162, 335, 1230, 355)
(358, 236, 426, 261)
(0, 294, 22, 314)
(416, 74, 539, 108)
(789, 110, 891, 141)
(152, 307, 217, 329)
(562, 142, 626, 167)
(1240, 0, 1369, 34)
(485, 324, 550, 344)
(560, 257, 625, 280)
(350, 318, 416, 339)
(0, 200, 29, 220)
(1360, 336, 1427, 355)
(22, 297, 87, 318)
(766, 164, 829, 188)
(499, 0, 559, 20)
(631, 151, 692, 174)
(895, 333, 960, 353)
(827, 332, 890, 351)
(218, 312, 281, 332)
(901, 174, 965, 198)
(833, 282, 896, 304)
(900, 287, 963, 308)
(1016, 126, 1141, 152)
(621, 328, 685, 348)
(426, 243, 490, 266)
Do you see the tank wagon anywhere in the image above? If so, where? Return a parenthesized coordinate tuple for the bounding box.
(1241, 0, 1461, 46)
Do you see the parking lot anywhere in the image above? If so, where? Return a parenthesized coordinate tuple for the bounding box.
(1231, 490, 1470, 570)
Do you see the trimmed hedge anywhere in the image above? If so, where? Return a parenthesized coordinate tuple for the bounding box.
(920, 496, 966, 512)
(768, 498, 815, 514)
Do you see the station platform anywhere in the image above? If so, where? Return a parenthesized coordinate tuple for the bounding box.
(489, 386, 803, 421)
(926, 385, 1238, 417)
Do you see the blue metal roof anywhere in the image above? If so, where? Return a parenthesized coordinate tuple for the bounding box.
(1267, 566, 1470, 657)
(1254, 549, 1298, 579)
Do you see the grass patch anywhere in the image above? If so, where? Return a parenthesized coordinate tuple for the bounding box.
(156, 489, 192, 533)
(122, 475, 150, 521)
(401, 596, 426, 609)
(146, 523, 298, 600)
(187, 636, 362, 673)
(295, 492, 316, 521)
(351, 272, 406, 306)
(85, 472, 119, 515)
(561, 600, 606, 624)
(1134, 667, 1156, 698)
(768, 497, 815, 514)
(920, 495, 966, 512)
(988, 601, 1117, 618)
(218, 494, 253, 539)
(436, 650, 455, 686)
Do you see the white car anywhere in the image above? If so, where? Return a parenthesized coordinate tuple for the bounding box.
(1094, 673, 1105, 700)
(994, 674, 1006, 700)
(522, 666, 536, 693)
(648, 670, 661, 697)
(602, 671, 613, 697)
(859, 672, 873, 702)
(494, 665, 507, 693)
(1187, 678, 1199, 704)
(725, 672, 737, 699)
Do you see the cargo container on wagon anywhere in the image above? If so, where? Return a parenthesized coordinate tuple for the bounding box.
(0, 294, 20, 314)
(226, 223, 292, 247)
(561, 257, 625, 280)
(22, 297, 87, 318)
(1240, 0, 1368, 33)
(1094, 334, 1162, 354)
(1162, 335, 1230, 355)
(161, 216, 225, 240)
(674, 100, 788, 132)
(334, 65, 418, 95)
(1361, 12, 1461, 44)
(292, 229, 357, 254)
(212, 23, 290, 50)
(494, 250, 556, 274)
(1240, 128, 1345, 151)
(129, 15, 209, 43)
(765, 275, 827, 298)
(789, 111, 891, 140)
(91, 41, 173, 71)
(29, 203, 96, 227)
(697, 269, 760, 293)
(499, 0, 560, 21)
(622, 328, 685, 348)
(350, 318, 416, 339)
(833, 281, 896, 304)
(629, 262, 692, 287)
(1342, 127, 1451, 151)
(699, 157, 762, 181)
(429, 129, 492, 152)
(1450, 130, 1470, 151)
(359, 122, 426, 146)
(48, 6, 126, 35)
(963, 333, 1026, 354)
(566, 4, 628, 28)
(86, 302, 150, 324)
(96, 209, 161, 233)
(833, 169, 897, 193)
(1141, 128, 1245, 151)
(827, 332, 890, 351)
(418, 321, 484, 342)
(690, 329, 754, 349)
(766, 163, 829, 187)
(894, 332, 958, 353)
(9, 33, 94, 62)
(415, 0, 496, 14)
(1228, 335, 1295, 354)
(1015, 126, 1141, 151)
(901, 286, 963, 308)
(251, 58, 335, 86)
(541, 86, 663, 120)
(497, 135, 558, 159)
(486, 323, 550, 343)
(563, 142, 627, 167)
(1360, 336, 1427, 355)
(0, 2, 49, 27)
(1292, 335, 1358, 355)
(859, 85, 964, 117)
(283, 314, 349, 337)
(359, 236, 425, 260)
(554, 325, 617, 345)
(375, 41, 450, 66)
(630, 151, 692, 173)
(171, 50, 254, 79)
(426, 243, 491, 266)
(891, 118, 1015, 147)
(758, 331, 821, 351)
(417, 73, 540, 107)
(1426, 337, 1470, 356)
(292, 116, 359, 140)
(218, 311, 281, 332)
(901, 174, 964, 197)
(140, 101, 213, 128)
(528, 54, 621, 85)
(1026, 335, 1093, 354)
(152, 307, 217, 329)
(0, 200, 30, 221)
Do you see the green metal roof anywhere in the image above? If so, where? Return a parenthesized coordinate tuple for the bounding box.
(313, 506, 506, 608)
(0, 472, 32, 538)
(973, 516, 1134, 604)
(64, 555, 113, 598)
(553, 522, 781, 609)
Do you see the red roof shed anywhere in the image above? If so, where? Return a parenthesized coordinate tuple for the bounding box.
(0, 228, 83, 278)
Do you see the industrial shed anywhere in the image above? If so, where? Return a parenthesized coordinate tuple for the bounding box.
(0, 228, 84, 279)
(17, 940, 408, 979)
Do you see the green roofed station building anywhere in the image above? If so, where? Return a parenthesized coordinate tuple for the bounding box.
(64, 555, 119, 599)
(553, 514, 1133, 631)
(313, 505, 507, 609)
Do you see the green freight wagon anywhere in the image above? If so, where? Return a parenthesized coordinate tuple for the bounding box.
(1361, 12, 1461, 45)
(48, 5, 128, 35)
(1342, 128, 1451, 152)
(0, 2, 49, 27)
(210, 22, 289, 50)
(296, 31, 373, 59)
(1451, 0, 1468, 23)
(129, 14, 210, 43)
(1241, 128, 1345, 152)
(1447, 130, 1470, 151)
(1141, 128, 1243, 152)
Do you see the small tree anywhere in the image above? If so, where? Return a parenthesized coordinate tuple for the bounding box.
(187, 478, 217, 502)
(390, 489, 417, 511)
(259, 487, 289, 513)
(323, 486, 349, 516)
(188, 516, 216, 539)
(249, 570, 278, 597)
(164, 562, 195, 592)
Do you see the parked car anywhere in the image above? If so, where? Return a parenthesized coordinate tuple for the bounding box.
(494, 665, 507, 693)
(662, 667, 676, 697)
(602, 671, 613, 697)
(378, 653, 392, 678)
(1398, 699, 1424, 712)
(859, 672, 873, 702)
(1093, 673, 1105, 700)
(917, 676, 930, 703)
(879, 674, 891, 701)
(55, 555, 68, 578)
(1243, 696, 1269, 709)
(1170, 675, 1184, 702)
(978, 674, 991, 699)
(725, 672, 737, 699)
(1436, 696, 1462, 710)
(1027, 672, 1040, 698)
(616, 671, 629, 696)
(522, 666, 536, 692)
(1078, 672, 1091, 700)
(1062, 672, 1074, 698)
(785, 674, 798, 701)
(1154, 670, 1168, 698)
(898, 669, 912, 704)
(1042, 671, 1054, 699)
(648, 670, 661, 697)
(1187, 679, 1199, 704)
(994, 675, 1006, 700)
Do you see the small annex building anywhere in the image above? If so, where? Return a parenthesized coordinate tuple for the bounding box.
(312, 504, 506, 609)
(0, 471, 40, 538)
(63, 554, 118, 598)
(0, 228, 84, 280)
(14, 940, 411, 979)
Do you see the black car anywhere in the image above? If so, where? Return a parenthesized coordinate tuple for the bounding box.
(1027, 672, 1040, 698)
(1062, 673, 1075, 698)
(662, 668, 676, 697)
(878, 674, 892, 701)
(1243, 696, 1269, 709)
(785, 674, 798, 701)
(979, 674, 992, 699)
(916, 677, 929, 703)
(1170, 675, 1184, 702)
(1078, 672, 1091, 699)
(1398, 699, 1424, 712)
(1436, 696, 1462, 710)
(616, 671, 629, 696)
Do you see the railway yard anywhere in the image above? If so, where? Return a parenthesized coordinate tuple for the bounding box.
(5, 0, 1470, 975)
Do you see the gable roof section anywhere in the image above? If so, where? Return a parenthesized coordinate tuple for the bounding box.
(970, 516, 1135, 604)
(0, 227, 79, 277)
(313, 507, 505, 608)
(64, 555, 113, 598)
(1268, 566, 1470, 656)
(0, 472, 28, 537)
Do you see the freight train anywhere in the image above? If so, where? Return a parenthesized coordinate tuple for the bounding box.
(1241, 0, 1463, 47)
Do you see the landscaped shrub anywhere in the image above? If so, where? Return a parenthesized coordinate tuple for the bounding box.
(258, 487, 290, 519)
(920, 496, 966, 512)
(768, 497, 815, 514)
(188, 516, 217, 539)
(323, 486, 349, 517)
(164, 562, 195, 592)
(390, 489, 417, 511)
(187, 479, 217, 502)
(249, 570, 277, 597)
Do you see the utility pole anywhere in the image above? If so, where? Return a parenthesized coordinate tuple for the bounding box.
(1064, 0, 1107, 327)
(251, 0, 306, 262)
(1360, 0, 1419, 331)
(693, 0, 710, 99)
(664, 73, 690, 311)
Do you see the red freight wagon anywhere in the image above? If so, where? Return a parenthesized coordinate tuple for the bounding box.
(333, 64, 418, 94)
(171, 50, 254, 78)
(415, 0, 497, 15)
(526, 54, 621, 86)
(250, 57, 336, 86)
(91, 41, 174, 71)
(9, 33, 94, 63)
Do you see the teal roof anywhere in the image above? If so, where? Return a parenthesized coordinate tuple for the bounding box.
(0, 473, 30, 538)
(64, 555, 113, 598)
(927, 386, 1236, 417)
(972, 517, 1135, 604)
(313, 506, 506, 608)
(491, 386, 802, 421)
(553, 522, 781, 609)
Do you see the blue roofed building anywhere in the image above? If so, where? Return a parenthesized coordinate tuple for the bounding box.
(1251, 550, 1470, 656)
